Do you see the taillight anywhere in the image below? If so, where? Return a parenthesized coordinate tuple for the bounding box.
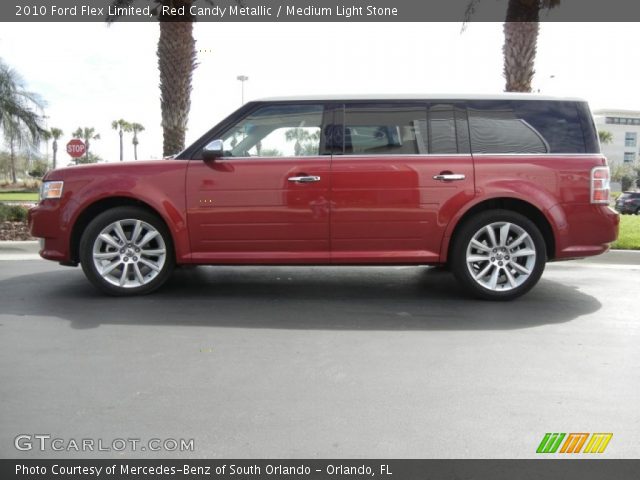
(590, 166, 610, 204)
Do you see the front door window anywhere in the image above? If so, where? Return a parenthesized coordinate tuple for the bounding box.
(220, 104, 324, 157)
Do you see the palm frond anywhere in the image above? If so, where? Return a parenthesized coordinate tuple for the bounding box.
(461, 0, 483, 32)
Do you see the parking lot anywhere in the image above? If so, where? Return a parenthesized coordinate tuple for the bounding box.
(1, 246, 639, 458)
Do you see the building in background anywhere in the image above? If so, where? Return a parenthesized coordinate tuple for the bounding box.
(593, 109, 640, 167)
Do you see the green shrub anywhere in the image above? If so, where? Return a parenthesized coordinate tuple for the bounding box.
(0, 203, 29, 222)
(621, 175, 634, 192)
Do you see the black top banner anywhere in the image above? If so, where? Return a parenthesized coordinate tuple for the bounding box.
(5, 0, 640, 22)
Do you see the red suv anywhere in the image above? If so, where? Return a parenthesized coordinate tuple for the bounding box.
(29, 94, 619, 299)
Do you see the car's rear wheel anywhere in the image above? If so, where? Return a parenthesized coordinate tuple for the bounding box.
(450, 209, 546, 300)
(79, 207, 175, 296)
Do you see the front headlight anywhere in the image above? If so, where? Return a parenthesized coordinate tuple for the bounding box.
(40, 181, 64, 200)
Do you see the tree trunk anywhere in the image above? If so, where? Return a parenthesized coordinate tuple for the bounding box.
(134, 140, 138, 161)
(83, 140, 89, 165)
(52, 140, 57, 169)
(157, 9, 197, 157)
(503, 0, 540, 92)
(10, 137, 17, 184)
(119, 129, 124, 161)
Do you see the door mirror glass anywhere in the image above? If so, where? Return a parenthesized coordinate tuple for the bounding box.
(202, 139, 225, 160)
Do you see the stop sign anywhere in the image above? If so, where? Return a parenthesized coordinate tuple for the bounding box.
(66, 139, 86, 158)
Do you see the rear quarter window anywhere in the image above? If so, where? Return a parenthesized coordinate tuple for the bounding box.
(467, 100, 591, 154)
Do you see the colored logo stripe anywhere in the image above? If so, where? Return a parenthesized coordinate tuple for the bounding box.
(583, 433, 613, 454)
(536, 433, 613, 454)
(536, 433, 565, 453)
(560, 433, 589, 453)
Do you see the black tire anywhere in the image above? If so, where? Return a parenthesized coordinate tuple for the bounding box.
(79, 206, 175, 296)
(450, 209, 546, 301)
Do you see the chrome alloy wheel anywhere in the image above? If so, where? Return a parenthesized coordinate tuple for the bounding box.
(91, 219, 167, 288)
(465, 222, 537, 292)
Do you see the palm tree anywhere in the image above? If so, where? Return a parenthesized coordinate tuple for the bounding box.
(598, 130, 613, 145)
(0, 58, 46, 183)
(466, 0, 560, 92)
(285, 128, 320, 155)
(130, 122, 145, 160)
(41, 129, 51, 164)
(111, 119, 131, 161)
(72, 127, 100, 164)
(49, 127, 63, 169)
(108, 1, 197, 156)
(157, 19, 197, 156)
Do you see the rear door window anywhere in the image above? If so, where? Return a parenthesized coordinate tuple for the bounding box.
(336, 103, 470, 155)
(428, 104, 470, 154)
(341, 103, 428, 155)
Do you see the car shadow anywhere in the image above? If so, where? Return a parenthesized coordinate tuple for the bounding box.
(0, 265, 601, 331)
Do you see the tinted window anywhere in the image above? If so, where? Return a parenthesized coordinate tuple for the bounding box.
(467, 100, 587, 154)
(338, 103, 470, 155)
(342, 104, 428, 155)
(428, 104, 470, 154)
(429, 105, 457, 154)
(220, 104, 324, 157)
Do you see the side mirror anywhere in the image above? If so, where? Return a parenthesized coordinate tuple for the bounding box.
(202, 139, 225, 160)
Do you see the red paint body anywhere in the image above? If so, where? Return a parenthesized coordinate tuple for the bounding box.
(29, 153, 618, 266)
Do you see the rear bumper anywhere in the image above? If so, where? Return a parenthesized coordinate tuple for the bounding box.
(550, 204, 619, 260)
(28, 202, 72, 263)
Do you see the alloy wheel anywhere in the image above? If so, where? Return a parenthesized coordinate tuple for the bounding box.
(465, 221, 537, 292)
(91, 219, 167, 288)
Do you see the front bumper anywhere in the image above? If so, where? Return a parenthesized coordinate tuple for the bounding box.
(28, 202, 72, 263)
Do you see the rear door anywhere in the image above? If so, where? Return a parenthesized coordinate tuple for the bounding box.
(329, 102, 475, 263)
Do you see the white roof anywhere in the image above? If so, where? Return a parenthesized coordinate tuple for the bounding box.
(257, 93, 586, 102)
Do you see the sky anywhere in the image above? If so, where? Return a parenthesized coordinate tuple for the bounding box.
(0, 22, 637, 164)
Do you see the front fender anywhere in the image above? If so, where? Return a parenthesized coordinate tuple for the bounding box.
(66, 171, 190, 263)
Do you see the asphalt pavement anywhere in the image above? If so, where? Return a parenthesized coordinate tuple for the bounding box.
(0, 243, 639, 458)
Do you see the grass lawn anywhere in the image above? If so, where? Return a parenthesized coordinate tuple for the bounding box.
(0, 192, 38, 202)
(612, 215, 640, 250)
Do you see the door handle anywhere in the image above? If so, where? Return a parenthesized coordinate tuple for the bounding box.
(288, 175, 321, 183)
(432, 173, 466, 181)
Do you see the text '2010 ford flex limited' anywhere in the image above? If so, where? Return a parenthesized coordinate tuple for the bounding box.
(29, 94, 619, 300)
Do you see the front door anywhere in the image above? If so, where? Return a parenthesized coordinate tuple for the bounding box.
(185, 103, 331, 263)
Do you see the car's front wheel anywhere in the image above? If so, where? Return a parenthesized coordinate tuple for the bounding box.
(450, 209, 546, 300)
(79, 206, 175, 296)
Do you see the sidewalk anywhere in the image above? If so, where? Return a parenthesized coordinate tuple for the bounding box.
(0, 240, 40, 260)
(1, 240, 638, 264)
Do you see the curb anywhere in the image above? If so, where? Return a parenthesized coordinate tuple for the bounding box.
(0, 240, 40, 260)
